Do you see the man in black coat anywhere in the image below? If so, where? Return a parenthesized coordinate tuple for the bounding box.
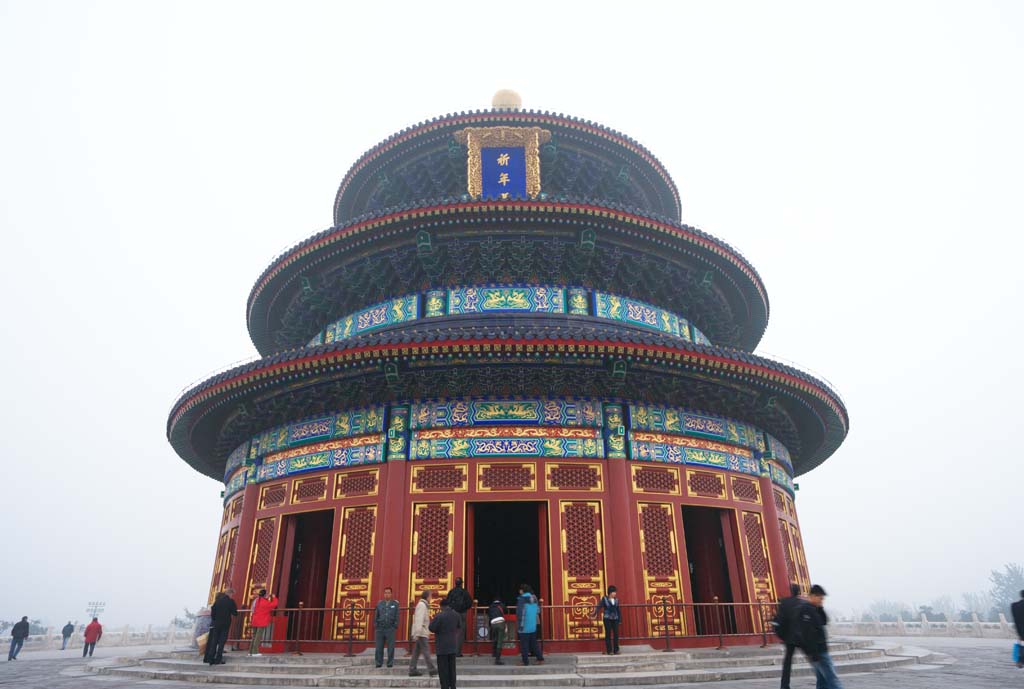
(795, 585, 842, 689)
(8, 617, 30, 661)
(61, 621, 75, 651)
(1012, 589, 1024, 668)
(772, 584, 803, 689)
(429, 597, 463, 689)
(204, 588, 238, 665)
(446, 578, 472, 657)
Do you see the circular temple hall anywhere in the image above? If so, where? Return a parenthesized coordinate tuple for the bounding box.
(168, 95, 848, 651)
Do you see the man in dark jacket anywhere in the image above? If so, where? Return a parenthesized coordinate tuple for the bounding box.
(373, 586, 400, 668)
(429, 597, 463, 689)
(8, 617, 29, 661)
(446, 578, 472, 657)
(1012, 590, 1024, 668)
(61, 621, 74, 650)
(772, 584, 803, 689)
(795, 584, 842, 689)
(204, 588, 238, 665)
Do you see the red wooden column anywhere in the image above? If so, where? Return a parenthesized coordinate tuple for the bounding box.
(757, 474, 792, 601)
(228, 482, 260, 597)
(604, 456, 644, 603)
(375, 459, 411, 602)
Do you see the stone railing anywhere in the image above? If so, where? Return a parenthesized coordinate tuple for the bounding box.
(14, 623, 194, 652)
(833, 612, 1016, 639)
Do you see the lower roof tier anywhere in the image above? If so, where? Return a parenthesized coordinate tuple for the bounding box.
(168, 327, 847, 481)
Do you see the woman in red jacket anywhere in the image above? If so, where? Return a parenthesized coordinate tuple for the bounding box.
(249, 590, 278, 656)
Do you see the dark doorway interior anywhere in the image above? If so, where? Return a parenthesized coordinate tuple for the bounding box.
(682, 506, 737, 634)
(281, 510, 334, 611)
(471, 502, 542, 608)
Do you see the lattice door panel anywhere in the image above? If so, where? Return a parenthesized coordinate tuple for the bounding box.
(333, 506, 377, 640)
(558, 500, 606, 640)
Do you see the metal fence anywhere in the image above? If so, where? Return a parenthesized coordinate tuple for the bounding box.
(226, 598, 777, 654)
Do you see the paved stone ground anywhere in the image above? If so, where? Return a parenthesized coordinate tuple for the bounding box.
(0, 637, 1019, 687)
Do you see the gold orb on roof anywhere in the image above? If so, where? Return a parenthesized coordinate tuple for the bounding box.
(491, 89, 522, 111)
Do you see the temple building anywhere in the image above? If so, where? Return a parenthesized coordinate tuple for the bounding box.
(167, 91, 848, 649)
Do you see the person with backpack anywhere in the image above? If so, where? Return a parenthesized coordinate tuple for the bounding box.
(592, 585, 621, 655)
(445, 578, 473, 657)
(771, 584, 803, 689)
(486, 597, 507, 665)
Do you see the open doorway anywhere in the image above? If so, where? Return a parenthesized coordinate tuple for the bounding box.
(681, 506, 745, 634)
(468, 502, 547, 608)
(276, 510, 334, 611)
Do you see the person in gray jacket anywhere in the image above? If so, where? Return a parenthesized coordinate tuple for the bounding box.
(409, 590, 438, 678)
(374, 587, 400, 668)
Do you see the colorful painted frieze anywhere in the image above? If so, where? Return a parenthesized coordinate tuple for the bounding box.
(568, 288, 589, 315)
(410, 399, 603, 429)
(764, 433, 794, 473)
(249, 406, 386, 459)
(318, 295, 419, 345)
(224, 441, 250, 480)
(629, 431, 761, 476)
(386, 406, 411, 461)
(447, 286, 566, 314)
(693, 328, 712, 346)
(767, 460, 795, 493)
(224, 466, 248, 500)
(594, 291, 681, 337)
(408, 426, 603, 460)
(629, 405, 762, 451)
(255, 436, 386, 483)
(424, 290, 447, 318)
(602, 403, 627, 459)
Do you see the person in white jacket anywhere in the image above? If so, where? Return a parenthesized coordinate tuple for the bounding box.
(409, 590, 438, 677)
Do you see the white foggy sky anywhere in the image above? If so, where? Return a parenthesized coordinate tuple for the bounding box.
(1, 1, 1021, 626)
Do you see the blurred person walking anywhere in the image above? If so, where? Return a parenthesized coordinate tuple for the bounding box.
(771, 584, 803, 689)
(7, 616, 29, 661)
(61, 621, 74, 650)
(795, 584, 843, 689)
(1011, 589, 1024, 668)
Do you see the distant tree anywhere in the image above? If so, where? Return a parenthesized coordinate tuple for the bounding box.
(929, 595, 955, 620)
(989, 563, 1024, 614)
(917, 605, 946, 622)
(171, 607, 198, 629)
(867, 599, 913, 622)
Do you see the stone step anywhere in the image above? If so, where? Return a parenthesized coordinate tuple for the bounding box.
(94, 645, 924, 687)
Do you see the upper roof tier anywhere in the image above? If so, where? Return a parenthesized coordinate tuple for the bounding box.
(332, 109, 682, 225)
(246, 200, 770, 356)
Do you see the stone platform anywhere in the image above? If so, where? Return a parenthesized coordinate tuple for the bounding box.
(87, 640, 949, 687)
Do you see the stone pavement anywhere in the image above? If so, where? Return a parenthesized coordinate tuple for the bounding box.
(0, 637, 1019, 688)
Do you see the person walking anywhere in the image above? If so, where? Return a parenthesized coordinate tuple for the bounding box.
(487, 597, 507, 665)
(82, 617, 103, 657)
(1011, 589, 1024, 669)
(7, 616, 29, 661)
(429, 597, 463, 689)
(795, 584, 843, 689)
(446, 577, 473, 657)
(409, 590, 438, 678)
(204, 588, 238, 665)
(61, 621, 74, 651)
(772, 584, 803, 689)
(374, 586, 400, 668)
(516, 585, 544, 666)
(248, 589, 278, 656)
(592, 585, 621, 655)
